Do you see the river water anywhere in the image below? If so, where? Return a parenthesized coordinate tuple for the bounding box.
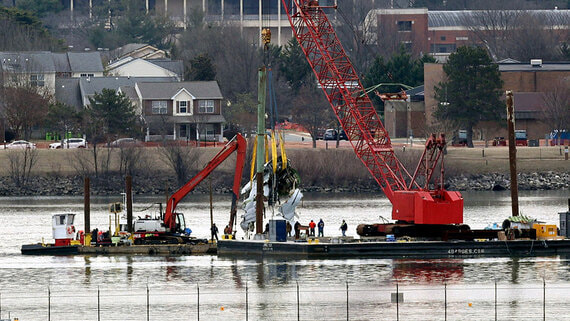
(0, 190, 569, 321)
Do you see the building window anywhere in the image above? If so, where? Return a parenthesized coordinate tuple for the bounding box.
(397, 21, 412, 31)
(440, 36, 446, 41)
(456, 36, 468, 41)
(80, 73, 94, 77)
(198, 100, 214, 113)
(152, 101, 167, 114)
(30, 74, 44, 87)
(178, 101, 188, 113)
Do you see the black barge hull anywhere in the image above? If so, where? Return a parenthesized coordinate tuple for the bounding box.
(21, 244, 80, 255)
(217, 239, 570, 258)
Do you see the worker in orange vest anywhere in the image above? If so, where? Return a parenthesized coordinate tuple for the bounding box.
(309, 220, 316, 236)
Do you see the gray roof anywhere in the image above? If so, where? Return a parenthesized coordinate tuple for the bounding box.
(0, 51, 103, 74)
(68, 52, 104, 73)
(79, 76, 178, 97)
(137, 81, 223, 100)
(55, 78, 82, 109)
(499, 62, 570, 72)
(118, 86, 138, 100)
(52, 53, 71, 73)
(0, 52, 55, 73)
(147, 59, 184, 79)
(428, 10, 570, 28)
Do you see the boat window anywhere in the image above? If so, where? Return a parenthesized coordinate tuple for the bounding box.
(59, 216, 65, 225)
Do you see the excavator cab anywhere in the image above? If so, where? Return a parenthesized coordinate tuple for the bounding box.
(174, 213, 186, 234)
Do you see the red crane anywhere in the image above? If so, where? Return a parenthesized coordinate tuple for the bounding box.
(282, 0, 463, 227)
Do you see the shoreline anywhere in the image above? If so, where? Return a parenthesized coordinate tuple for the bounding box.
(1, 170, 567, 196)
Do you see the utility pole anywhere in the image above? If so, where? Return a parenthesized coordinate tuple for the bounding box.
(506, 91, 519, 217)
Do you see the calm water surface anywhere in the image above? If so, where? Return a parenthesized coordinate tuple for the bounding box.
(0, 190, 569, 320)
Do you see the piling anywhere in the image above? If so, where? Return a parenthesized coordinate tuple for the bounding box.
(506, 91, 519, 216)
(126, 176, 133, 234)
(84, 177, 90, 234)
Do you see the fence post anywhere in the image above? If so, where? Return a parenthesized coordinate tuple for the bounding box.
(197, 283, 200, 321)
(346, 281, 349, 321)
(543, 279, 546, 321)
(246, 281, 249, 321)
(396, 283, 399, 321)
(444, 283, 447, 321)
(495, 280, 497, 321)
(48, 286, 51, 321)
(296, 281, 300, 321)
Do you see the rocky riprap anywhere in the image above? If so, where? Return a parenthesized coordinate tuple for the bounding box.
(0, 171, 567, 196)
(445, 171, 570, 191)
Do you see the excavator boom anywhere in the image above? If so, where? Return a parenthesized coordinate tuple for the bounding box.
(163, 134, 247, 230)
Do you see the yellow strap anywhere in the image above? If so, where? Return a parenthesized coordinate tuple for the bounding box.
(279, 131, 288, 168)
(250, 137, 257, 182)
(271, 131, 278, 173)
(265, 135, 269, 163)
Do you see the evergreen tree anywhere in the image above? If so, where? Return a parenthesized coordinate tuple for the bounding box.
(434, 46, 504, 147)
(279, 38, 312, 94)
(187, 53, 216, 81)
(363, 47, 435, 114)
(86, 88, 138, 142)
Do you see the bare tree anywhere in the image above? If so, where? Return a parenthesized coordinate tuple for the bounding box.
(159, 143, 201, 188)
(7, 148, 38, 187)
(0, 86, 50, 140)
(292, 84, 335, 148)
(465, 10, 567, 61)
(118, 145, 147, 177)
(541, 82, 570, 144)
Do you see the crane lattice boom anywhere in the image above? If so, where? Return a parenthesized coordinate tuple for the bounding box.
(282, 0, 463, 224)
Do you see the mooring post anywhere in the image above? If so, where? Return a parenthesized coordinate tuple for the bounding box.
(126, 176, 133, 234)
(84, 177, 90, 239)
(246, 281, 249, 321)
(506, 91, 519, 216)
(97, 286, 100, 321)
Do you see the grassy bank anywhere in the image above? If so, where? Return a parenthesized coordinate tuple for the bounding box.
(0, 145, 567, 194)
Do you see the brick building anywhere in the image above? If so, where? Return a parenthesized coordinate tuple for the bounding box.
(423, 60, 570, 141)
(364, 8, 570, 61)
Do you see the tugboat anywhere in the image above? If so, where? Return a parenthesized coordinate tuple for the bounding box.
(21, 213, 80, 255)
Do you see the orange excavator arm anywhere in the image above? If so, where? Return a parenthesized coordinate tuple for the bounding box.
(163, 134, 247, 231)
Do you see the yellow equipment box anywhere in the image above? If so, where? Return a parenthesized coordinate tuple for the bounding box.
(533, 224, 558, 239)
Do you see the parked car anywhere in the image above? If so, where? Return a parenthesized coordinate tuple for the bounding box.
(49, 138, 87, 149)
(323, 129, 348, 141)
(4, 140, 36, 149)
(110, 138, 141, 147)
(323, 129, 337, 140)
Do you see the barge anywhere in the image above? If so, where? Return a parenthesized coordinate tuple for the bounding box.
(217, 237, 570, 259)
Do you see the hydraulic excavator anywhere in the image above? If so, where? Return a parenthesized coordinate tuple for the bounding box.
(282, 0, 466, 238)
(132, 134, 246, 244)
